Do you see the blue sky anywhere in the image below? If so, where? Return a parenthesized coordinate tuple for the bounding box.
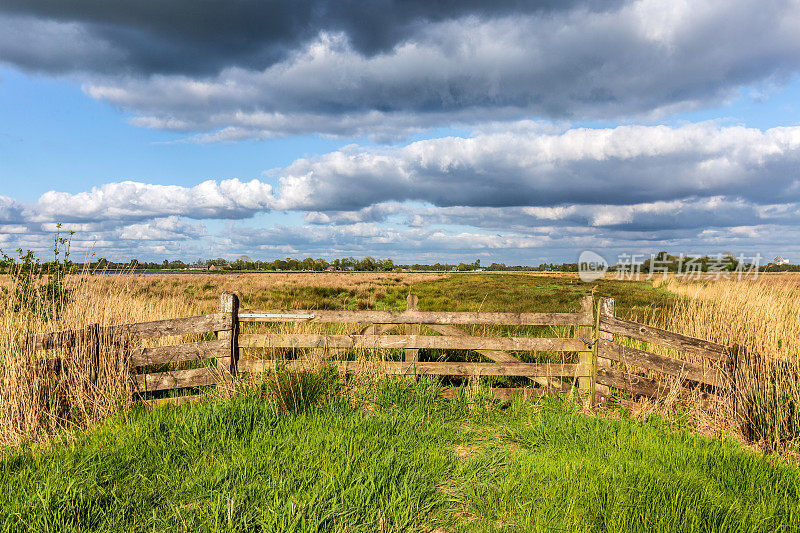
(1, 1, 800, 264)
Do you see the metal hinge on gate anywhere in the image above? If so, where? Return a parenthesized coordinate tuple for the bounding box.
(580, 336, 598, 348)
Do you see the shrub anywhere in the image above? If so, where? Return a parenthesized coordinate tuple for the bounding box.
(1, 227, 73, 320)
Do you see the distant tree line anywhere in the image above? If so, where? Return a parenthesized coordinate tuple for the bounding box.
(2, 249, 795, 274)
(41, 256, 583, 273)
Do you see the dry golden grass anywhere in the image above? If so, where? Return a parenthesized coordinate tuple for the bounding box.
(642, 274, 800, 452)
(0, 275, 139, 446)
(0, 272, 448, 444)
(652, 274, 800, 360)
(69, 271, 445, 314)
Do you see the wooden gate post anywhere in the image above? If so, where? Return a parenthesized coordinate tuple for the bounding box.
(578, 296, 594, 400)
(87, 323, 101, 386)
(595, 298, 614, 403)
(727, 344, 748, 438)
(218, 292, 240, 377)
(405, 293, 420, 363)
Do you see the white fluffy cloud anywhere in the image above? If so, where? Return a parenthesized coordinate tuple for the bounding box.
(118, 216, 206, 241)
(3, 122, 800, 261)
(30, 179, 276, 222)
(0, 196, 25, 224)
(274, 122, 800, 210)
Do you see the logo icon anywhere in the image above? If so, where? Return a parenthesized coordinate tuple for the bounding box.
(578, 250, 608, 282)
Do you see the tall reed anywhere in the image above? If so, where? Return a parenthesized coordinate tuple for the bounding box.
(0, 269, 197, 446)
(653, 276, 800, 452)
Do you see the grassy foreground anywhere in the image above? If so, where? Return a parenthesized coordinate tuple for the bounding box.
(2, 379, 798, 532)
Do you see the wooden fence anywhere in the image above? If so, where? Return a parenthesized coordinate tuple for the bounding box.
(21, 292, 734, 406)
(594, 297, 730, 403)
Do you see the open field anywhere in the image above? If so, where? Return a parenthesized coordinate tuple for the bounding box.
(2, 271, 800, 531)
(0, 270, 677, 321)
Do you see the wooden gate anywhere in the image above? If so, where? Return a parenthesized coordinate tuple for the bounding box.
(22, 292, 734, 407)
(594, 297, 730, 403)
(234, 294, 594, 400)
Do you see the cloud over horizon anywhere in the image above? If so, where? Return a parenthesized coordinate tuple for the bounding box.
(2, 122, 798, 262)
(1, 1, 799, 262)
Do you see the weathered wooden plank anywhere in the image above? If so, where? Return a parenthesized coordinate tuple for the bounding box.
(133, 366, 221, 392)
(599, 315, 727, 361)
(330, 360, 588, 377)
(27, 356, 65, 375)
(145, 394, 205, 407)
(441, 387, 565, 400)
(404, 294, 420, 364)
(130, 340, 229, 367)
(425, 324, 522, 362)
(238, 357, 587, 377)
(121, 313, 230, 340)
(595, 367, 673, 399)
(306, 322, 396, 361)
(239, 333, 587, 352)
(217, 292, 239, 375)
(426, 323, 566, 391)
(29, 329, 80, 351)
(238, 308, 590, 326)
(598, 339, 725, 388)
(577, 296, 594, 395)
(595, 297, 614, 400)
(28, 313, 230, 350)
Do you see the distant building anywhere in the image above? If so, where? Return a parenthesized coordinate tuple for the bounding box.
(325, 266, 336, 271)
(209, 262, 232, 271)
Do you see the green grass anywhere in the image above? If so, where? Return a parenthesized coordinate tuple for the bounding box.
(2, 380, 798, 532)
(405, 273, 676, 319)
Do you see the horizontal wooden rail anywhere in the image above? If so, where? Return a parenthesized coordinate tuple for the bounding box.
(599, 315, 727, 361)
(598, 339, 725, 388)
(596, 367, 673, 399)
(134, 366, 222, 392)
(130, 339, 229, 367)
(146, 394, 205, 407)
(239, 333, 588, 352)
(115, 313, 230, 340)
(441, 387, 570, 401)
(423, 323, 571, 391)
(426, 324, 523, 363)
(28, 328, 86, 351)
(28, 313, 230, 350)
(238, 357, 588, 377)
(239, 308, 591, 326)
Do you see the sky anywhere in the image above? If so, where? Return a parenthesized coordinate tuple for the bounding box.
(1, 1, 799, 265)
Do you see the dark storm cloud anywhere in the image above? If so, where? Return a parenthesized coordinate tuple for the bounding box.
(61, 0, 800, 139)
(1, 1, 798, 138)
(0, 0, 615, 75)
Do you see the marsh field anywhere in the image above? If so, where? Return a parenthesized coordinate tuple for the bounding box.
(1, 271, 800, 532)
